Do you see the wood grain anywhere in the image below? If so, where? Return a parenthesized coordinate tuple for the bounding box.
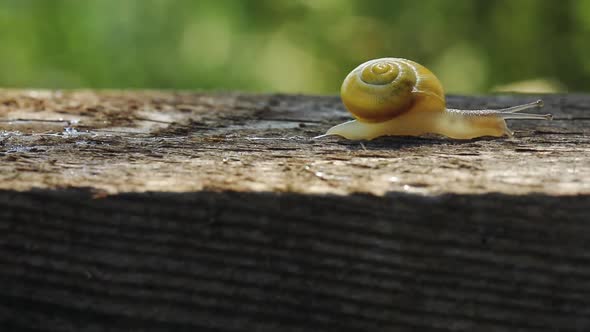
(1, 190, 589, 331)
(0, 90, 589, 331)
(0, 90, 588, 195)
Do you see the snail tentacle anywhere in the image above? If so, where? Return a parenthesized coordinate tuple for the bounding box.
(447, 100, 552, 120)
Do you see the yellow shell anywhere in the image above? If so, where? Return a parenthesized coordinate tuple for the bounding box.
(340, 58, 446, 122)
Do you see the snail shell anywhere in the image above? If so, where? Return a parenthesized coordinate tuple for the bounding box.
(341, 58, 445, 122)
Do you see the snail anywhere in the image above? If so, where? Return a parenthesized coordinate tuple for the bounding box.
(316, 58, 552, 140)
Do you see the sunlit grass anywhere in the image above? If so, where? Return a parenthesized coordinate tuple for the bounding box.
(0, 0, 587, 93)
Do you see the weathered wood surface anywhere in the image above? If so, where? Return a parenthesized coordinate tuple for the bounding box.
(0, 90, 589, 332)
(0, 90, 588, 195)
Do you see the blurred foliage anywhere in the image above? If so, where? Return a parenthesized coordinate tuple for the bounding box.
(0, 0, 588, 94)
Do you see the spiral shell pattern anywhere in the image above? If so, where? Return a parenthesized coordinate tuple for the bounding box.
(340, 58, 446, 122)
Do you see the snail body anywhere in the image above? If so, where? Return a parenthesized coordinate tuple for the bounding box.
(319, 58, 551, 140)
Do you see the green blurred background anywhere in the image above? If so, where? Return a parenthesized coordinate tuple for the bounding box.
(1, 0, 589, 94)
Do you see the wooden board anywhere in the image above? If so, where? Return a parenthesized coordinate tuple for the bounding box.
(0, 90, 588, 195)
(0, 90, 589, 332)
